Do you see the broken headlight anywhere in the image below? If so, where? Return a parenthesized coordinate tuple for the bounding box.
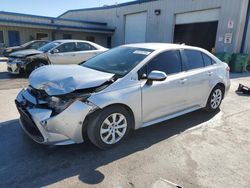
(47, 93, 91, 114)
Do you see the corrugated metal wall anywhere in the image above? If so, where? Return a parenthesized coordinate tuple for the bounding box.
(0, 11, 114, 49)
(54, 31, 109, 46)
(0, 26, 52, 45)
(61, 0, 249, 53)
(0, 25, 109, 47)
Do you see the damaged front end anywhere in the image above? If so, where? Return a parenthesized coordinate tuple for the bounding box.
(15, 65, 116, 145)
(15, 81, 114, 145)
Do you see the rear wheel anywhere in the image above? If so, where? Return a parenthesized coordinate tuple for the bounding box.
(87, 106, 132, 150)
(204, 85, 224, 112)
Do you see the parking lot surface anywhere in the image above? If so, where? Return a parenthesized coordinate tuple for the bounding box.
(0, 62, 250, 188)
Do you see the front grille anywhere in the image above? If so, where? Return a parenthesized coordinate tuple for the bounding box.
(16, 100, 44, 142)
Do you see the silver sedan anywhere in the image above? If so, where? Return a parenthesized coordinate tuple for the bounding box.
(15, 43, 230, 149)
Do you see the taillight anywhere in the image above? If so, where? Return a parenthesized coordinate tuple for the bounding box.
(226, 66, 230, 72)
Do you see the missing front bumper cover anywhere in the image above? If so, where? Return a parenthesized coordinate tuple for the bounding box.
(16, 89, 96, 145)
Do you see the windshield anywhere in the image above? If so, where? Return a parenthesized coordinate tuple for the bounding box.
(82, 47, 153, 76)
(38, 42, 61, 52)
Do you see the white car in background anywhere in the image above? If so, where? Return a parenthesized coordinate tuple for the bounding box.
(7, 40, 108, 75)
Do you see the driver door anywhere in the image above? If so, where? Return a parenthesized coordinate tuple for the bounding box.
(48, 42, 78, 64)
(141, 50, 189, 124)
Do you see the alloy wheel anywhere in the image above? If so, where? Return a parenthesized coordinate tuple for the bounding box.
(210, 89, 222, 109)
(100, 113, 127, 145)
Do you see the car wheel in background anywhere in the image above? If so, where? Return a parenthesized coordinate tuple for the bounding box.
(26, 61, 47, 76)
(87, 106, 132, 150)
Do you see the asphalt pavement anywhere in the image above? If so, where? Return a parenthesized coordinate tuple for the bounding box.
(0, 62, 250, 188)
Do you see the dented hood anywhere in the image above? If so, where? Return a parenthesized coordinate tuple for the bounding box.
(29, 65, 114, 95)
(10, 49, 43, 58)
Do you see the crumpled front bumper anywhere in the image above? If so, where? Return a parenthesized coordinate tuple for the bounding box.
(16, 89, 93, 145)
(7, 60, 25, 74)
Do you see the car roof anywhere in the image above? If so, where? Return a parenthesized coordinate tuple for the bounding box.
(51, 39, 107, 49)
(123, 43, 205, 51)
(53, 39, 92, 43)
(31, 40, 49, 42)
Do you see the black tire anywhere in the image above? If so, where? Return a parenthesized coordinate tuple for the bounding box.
(87, 106, 132, 150)
(204, 85, 224, 112)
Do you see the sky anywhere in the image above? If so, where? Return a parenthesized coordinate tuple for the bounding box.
(0, 0, 135, 17)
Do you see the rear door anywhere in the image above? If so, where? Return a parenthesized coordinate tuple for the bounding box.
(180, 49, 212, 107)
(48, 42, 78, 64)
(141, 50, 189, 123)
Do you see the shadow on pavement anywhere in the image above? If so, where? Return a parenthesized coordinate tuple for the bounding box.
(0, 71, 24, 80)
(0, 110, 219, 187)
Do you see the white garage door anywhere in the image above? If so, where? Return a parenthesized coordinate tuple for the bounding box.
(125, 12, 147, 44)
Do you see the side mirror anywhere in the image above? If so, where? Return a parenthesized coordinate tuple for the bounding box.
(50, 49, 59, 54)
(147, 70, 167, 84)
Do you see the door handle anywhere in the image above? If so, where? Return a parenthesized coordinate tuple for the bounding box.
(207, 71, 213, 76)
(179, 78, 187, 84)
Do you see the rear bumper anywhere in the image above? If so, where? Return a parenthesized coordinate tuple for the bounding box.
(16, 89, 93, 145)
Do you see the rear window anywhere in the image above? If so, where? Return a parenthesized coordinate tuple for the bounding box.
(202, 53, 213, 66)
(76, 42, 96, 51)
(183, 50, 204, 70)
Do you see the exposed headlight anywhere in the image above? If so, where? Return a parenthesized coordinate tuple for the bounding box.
(48, 96, 73, 113)
(47, 93, 91, 114)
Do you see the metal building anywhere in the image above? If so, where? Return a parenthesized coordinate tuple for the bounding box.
(0, 11, 114, 49)
(59, 0, 250, 53)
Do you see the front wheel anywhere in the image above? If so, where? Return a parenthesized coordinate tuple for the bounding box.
(204, 85, 224, 112)
(87, 106, 132, 150)
(26, 61, 47, 76)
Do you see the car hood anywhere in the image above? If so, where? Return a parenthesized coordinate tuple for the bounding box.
(6, 46, 21, 50)
(29, 65, 115, 96)
(10, 49, 43, 58)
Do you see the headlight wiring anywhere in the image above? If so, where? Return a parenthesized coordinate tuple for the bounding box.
(47, 93, 91, 114)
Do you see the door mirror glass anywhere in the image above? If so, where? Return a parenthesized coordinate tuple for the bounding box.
(147, 70, 167, 83)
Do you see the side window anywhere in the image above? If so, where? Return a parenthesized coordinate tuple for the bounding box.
(56, 42, 75, 53)
(202, 53, 213, 66)
(76, 42, 96, 51)
(147, 50, 182, 75)
(183, 50, 204, 70)
(30, 42, 44, 49)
